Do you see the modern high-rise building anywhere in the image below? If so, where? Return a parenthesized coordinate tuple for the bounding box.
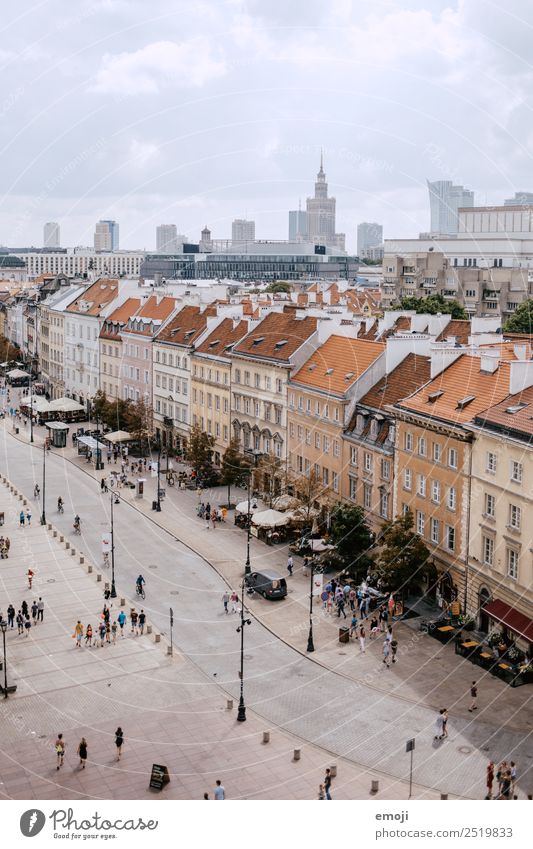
(43, 222, 60, 248)
(504, 192, 533, 206)
(305, 153, 345, 249)
(94, 219, 119, 252)
(231, 219, 255, 243)
(427, 180, 474, 235)
(357, 222, 383, 256)
(288, 208, 307, 241)
(156, 224, 178, 253)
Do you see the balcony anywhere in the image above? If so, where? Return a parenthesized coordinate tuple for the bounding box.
(163, 416, 173, 427)
(483, 290, 499, 300)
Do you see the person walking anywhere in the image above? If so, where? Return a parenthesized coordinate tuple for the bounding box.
(382, 639, 391, 667)
(349, 587, 356, 611)
(211, 510, 217, 530)
(441, 708, 449, 739)
(37, 597, 44, 622)
(74, 621, 83, 647)
(468, 681, 478, 712)
(222, 591, 230, 614)
(486, 761, 495, 799)
(130, 609, 138, 634)
(434, 709, 445, 741)
(111, 621, 117, 644)
(391, 638, 398, 664)
(117, 610, 126, 636)
(16, 610, 24, 635)
(324, 768, 333, 800)
(19, 510, 25, 528)
(77, 738, 88, 769)
(84, 624, 93, 647)
(27, 569, 34, 589)
(138, 610, 146, 635)
(7, 603, 15, 628)
(230, 591, 239, 613)
(98, 621, 106, 647)
(21, 599, 29, 618)
(337, 594, 346, 619)
(55, 734, 65, 770)
(214, 779, 225, 800)
(349, 612, 358, 638)
(26, 508, 32, 526)
(510, 762, 517, 798)
(115, 727, 124, 761)
(31, 600, 38, 625)
(359, 624, 366, 653)
(24, 615, 31, 637)
(105, 620, 111, 644)
(287, 555, 293, 577)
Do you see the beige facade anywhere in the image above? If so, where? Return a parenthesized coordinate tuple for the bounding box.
(288, 388, 345, 499)
(99, 298, 141, 401)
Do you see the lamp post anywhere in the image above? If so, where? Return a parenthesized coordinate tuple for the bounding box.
(110, 487, 119, 598)
(156, 439, 162, 512)
(244, 449, 262, 576)
(40, 437, 47, 525)
(95, 411, 104, 471)
(0, 619, 12, 698)
(307, 558, 315, 653)
(236, 579, 252, 722)
(28, 360, 34, 443)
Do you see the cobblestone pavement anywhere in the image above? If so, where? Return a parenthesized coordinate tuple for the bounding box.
(1, 416, 531, 799)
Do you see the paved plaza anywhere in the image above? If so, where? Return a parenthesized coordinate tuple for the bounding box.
(0, 412, 531, 800)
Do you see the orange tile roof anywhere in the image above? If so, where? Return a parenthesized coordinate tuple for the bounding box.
(479, 341, 530, 360)
(99, 298, 141, 340)
(232, 311, 317, 362)
(473, 384, 533, 438)
(155, 304, 209, 346)
(291, 336, 385, 396)
(125, 295, 176, 336)
(397, 354, 511, 425)
(435, 319, 471, 344)
(66, 278, 120, 316)
(358, 354, 431, 410)
(195, 318, 249, 357)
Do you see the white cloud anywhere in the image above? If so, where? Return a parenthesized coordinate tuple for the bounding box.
(128, 139, 159, 167)
(90, 39, 227, 95)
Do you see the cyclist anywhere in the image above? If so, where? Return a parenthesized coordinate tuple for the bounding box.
(34, 483, 40, 498)
(73, 514, 81, 534)
(57, 497, 64, 513)
(136, 574, 145, 595)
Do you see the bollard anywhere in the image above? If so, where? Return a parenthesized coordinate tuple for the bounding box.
(370, 779, 379, 795)
(120, 598, 126, 607)
(65, 541, 70, 550)
(167, 646, 173, 656)
(440, 793, 448, 800)
(47, 523, 51, 530)
(23, 498, 27, 505)
(293, 749, 301, 761)
(79, 556, 84, 564)
(226, 699, 233, 710)
(96, 573, 102, 582)
(53, 530, 57, 537)
(155, 634, 161, 643)
(70, 548, 75, 556)
(146, 624, 152, 634)
(59, 535, 64, 542)
(330, 765, 337, 778)
(87, 565, 93, 573)
(262, 731, 270, 744)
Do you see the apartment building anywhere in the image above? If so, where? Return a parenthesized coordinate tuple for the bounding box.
(120, 295, 177, 404)
(287, 336, 386, 501)
(392, 347, 533, 609)
(342, 352, 431, 532)
(38, 285, 85, 397)
(466, 388, 533, 653)
(99, 298, 141, 400)
(191, 317, 249, 464)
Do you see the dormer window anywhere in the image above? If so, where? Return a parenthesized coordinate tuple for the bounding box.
(356, 414, 364, 433)
(456, 395, 475, 410)
(275, 340, 287, 349)
(370, 419, 378, 439)
(428, 390, 443, 403)
(252, 336, 265, 346)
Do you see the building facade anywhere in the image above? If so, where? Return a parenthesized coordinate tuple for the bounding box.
(120, 295, 177, 404)
(44, 222, 60, 248)
(94, 220, 119, 252)
(99, 298, 141, 401)
(427, 180, 475, 235)
(357, 222, 383, 257)
(231, 219, 255, 244)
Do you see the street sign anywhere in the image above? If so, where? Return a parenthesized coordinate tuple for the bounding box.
(406, 738, 415, 752)
(149, 763, 170, 790)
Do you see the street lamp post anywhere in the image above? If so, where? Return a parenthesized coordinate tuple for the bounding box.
(110, 488, 119, 598)
(156, 440, 162, 512)
(95, 411, 104, 471)
(28, 362, 34, 443)
(0, 619, 13, 698)
(244, 449, 262, 577)
(236, 579, 252, 722)
(40, 437, 47, 525)
(307, 558, 315, 653)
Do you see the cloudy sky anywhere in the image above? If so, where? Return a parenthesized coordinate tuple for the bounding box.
(1, 0, 533, 251)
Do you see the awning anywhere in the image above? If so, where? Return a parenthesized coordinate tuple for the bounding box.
(45, 421, 70, 431)
(483, 599, 533, 641)
(76, 435, 107, 451)
(7, 368, 28, 378)
(105, 430, 132, 443)
(48, 397, 85, 412)
(251, 509, 288, 528)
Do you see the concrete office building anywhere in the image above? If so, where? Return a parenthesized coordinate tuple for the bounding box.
(94, 219, 119, 252)
(427, 180, 474, 235)
(231, 219, 255, 244)
(288, 208, 308, 241)
(43, 222, 60, 248)
(504, 192, 533, 207)
(357, 222, 383, 257)
(156, 224, 179, 253)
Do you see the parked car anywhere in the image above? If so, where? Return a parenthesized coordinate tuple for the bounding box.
(245, 569, 287, 600)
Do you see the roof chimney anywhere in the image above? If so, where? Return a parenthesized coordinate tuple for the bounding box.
(479, 351, 499, 374)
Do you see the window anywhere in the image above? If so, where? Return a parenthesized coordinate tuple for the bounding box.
(510, 460, 523, 483)
(432, 442, 441, 462)
(417, 474, 426, 497)
(305, 428, 311, 445)
(254, 373, 260, 388)
(416, 510, 425, 536)
(315, 432, 320, 449)
(381, 459, 390, 480)
(447, 486, 456, 511)
(323, 436, 330, 454)
(486, 452, 497, 473)
(349, 477, 357, 501)
(333, 440, 340, 457)
(244, 371, 250, 386)
(297, 455, 303, 473)
(289, 392, 295, 409)
(431, 480, 441, 504)
(364, 452, 373, 473)
(314, 463, 320, 478)
(350, 446, 358, 466)
(306, 398, 311, 414)
(403, 469, 412, 491)
(404, 432, 413, 451)
(445, 525, 455, 551)
(448, 448, 458, 469)
(507, 548, 518, 579)
(297, 425, 303, 440)
(485, 493, 495, 517)
(264, 376, 271, 390)
(380, 491, 389, 519)
(509, 504, 521, 530)
(289, 422, 295, 438)
(363, 483, 372, 509)
(430, 518, 440, 544)
(304, 458, 310, 476)
(322, 467, 329, 486)
(276, 378, 283, 394)
(417, 436, 426, 457)
(483, 536, 494, 566)
(332, 472, 339, 493)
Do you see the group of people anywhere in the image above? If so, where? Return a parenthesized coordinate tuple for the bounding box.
(55, 727, 125, 770)
(19, 508, 32, 527)
(197, 501, 227, 527)
(222, 590, 240, 614)
(486, 760, 518, 800)
(0, 534, 11, 558)
(1, 597, 44, 636)
(73, 606, 146, 648)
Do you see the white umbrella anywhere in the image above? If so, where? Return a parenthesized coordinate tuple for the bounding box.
(105, 430, 132, 443)
(235, 500, 259, 514)
(48, 397, 84, 412)
(251, 509, 288, 528)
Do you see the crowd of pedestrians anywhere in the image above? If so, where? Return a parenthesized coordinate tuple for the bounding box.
(54, 727, 125, 771)
(72, 606, 146, 648)
(1, 597, 44, 637)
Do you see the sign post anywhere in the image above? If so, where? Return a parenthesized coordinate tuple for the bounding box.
(169, 607, 173, 655)
(406, 738, 415, 799)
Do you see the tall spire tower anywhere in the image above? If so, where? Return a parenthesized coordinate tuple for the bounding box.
(306, 152, 336, 242)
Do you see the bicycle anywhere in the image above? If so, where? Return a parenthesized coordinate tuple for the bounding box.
(57, 501, 64, 514)
(73, 522, 81, 536)
(136, 583, 146, 600)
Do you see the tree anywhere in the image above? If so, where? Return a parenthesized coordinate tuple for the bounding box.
(375, 509, 431, 594)
(220, 439, 249, 507)
(255, 453, 287, 507)
(265, 281, 292, 294)
(503, 299, 533, 333)
(292, 469, 333, 525)
(103, 398, 131, 432)
(125, 398, 153, 451)
(329, 504, 374, 579)
(395, 293, 468, 319)
(186, 423, 215, 482)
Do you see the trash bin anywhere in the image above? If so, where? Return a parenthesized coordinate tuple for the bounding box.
(15, 427, 19, 434)
(339, 626, 350, 644)
(152, 500, 158, 511)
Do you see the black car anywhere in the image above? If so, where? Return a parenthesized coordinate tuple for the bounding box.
(245, 569, 287, 600)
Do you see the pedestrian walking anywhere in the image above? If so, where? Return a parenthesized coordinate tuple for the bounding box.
(26, 508, 32, 526)
(34, 483, 40, 498)
(326, 592, 334, 615)
(510, 762, 517, 798)
(211, 510, 217, 529)
(138, 610, 146, 634)
(74, 621, 83, 647)
(336, 595, 346, 618)
(24, 615, 31, 637)
(369, 616, 379, 639)
(441, 708, 449, 738)
(497, 761, 508, 796)
(85, 624, 93, 647)
(130, 609, 138, 634)
(230, 591, 239, 613)
(105, 620, 111, 644)
(214, 779, 225, 800)
(205, 512, 210, 530)
(117, 610, 126, 636)
(287, 555, 293, 576)
(359, 624, 366, 653)
(21, 599, 29, 618)
(16, 610, 24, 635)
(111, 621, 117, 643)
(382, 639, 391, 667)
(324, 768, 333, 800)
(77, 738, 88, 769)
(55, 734, 65, 770)
(98, 621, 106, 647)
(37, 597, 44, 622)
(318, 784, 325, 800)
(434, 709, 445, 741)
(349, 588, 356, 611)
(115, 727, 124, 760)
(500, 770, 512, 800)
(468, 681, 478, 712)
(27, 568, 34, 589)
(349, 612, 358, 637)
(7, 604, 15, 628)
(222, 591, 230, 614)
(19, 510, 25, 527)
(391, 638, 398, 663)
(486, 761, 495, 799)
(31, 600, 38, 625)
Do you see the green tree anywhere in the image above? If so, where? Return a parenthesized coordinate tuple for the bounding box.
(329, 504, 374, 579)
(220, 439, 249, 507)
(375, 509, 431, 594)
(503, 299, 533, 333)
(125, 398, 153, 450)
(103, 398, 131, 432)
(264, 281, 292, 294)
(292, 469, 332, 525)
(186, 423, 215, 482)
(395, 293, 468, 319)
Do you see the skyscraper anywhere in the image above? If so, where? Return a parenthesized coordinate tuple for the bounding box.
(427, 180, 474, 235)
(156, 224, 179, 253)
(504, 192, 533, 206)
(306, 152, 336, 244)
(288, 206, 307, 241)
(94, 219, 119, 252)
(231, 219, 255, 243)
(43, 222, 60, 248)
(357, 222, 383, 256)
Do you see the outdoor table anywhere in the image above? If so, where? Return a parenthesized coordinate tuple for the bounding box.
(480, 651, 492, 659)
(498, 663, 510, 670)
(462, 641, 478, 648)
(434, 624, 456, 643)
(438, 625, 454, 632)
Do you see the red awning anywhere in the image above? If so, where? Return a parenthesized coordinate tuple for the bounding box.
(484, 599, 533, 641)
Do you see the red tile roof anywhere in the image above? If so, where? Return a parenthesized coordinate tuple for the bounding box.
(473, 384, 533, 438)
(66, 279, 120, 316)
(232, 311, 317, 362)
(194, 318, 249, 357)
(358, 354, 431, 410)
(291, 336, 385, 396)
(125, 295, 176, 336)
(99, 298, 141, 340)
(435, 319, 471, 344)
(154, 304, 209, 346)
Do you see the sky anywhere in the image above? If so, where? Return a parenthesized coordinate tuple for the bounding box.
(1, 0, 533, 252)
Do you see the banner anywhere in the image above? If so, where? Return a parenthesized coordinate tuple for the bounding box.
(101, 533, 111, 553)
(312, 573, 323, 597)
